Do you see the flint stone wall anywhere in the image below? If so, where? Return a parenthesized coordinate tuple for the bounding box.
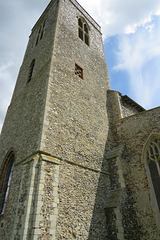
(113, 107, 160, 239)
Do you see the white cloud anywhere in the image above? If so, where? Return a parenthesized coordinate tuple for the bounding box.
(113, 18, 160, 108)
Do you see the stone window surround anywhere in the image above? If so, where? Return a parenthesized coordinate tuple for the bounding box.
(143, 134, 160, 229)
(146, 136, 160, 208)
(35, 20, 46, 46)
(27, 59, 35, 83)
(0, 150, 15, 216)
(74, 62, 84, 79)
(78, 16, 90, 46)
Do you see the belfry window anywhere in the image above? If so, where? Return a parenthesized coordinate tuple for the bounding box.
(0, 152, 15, 215)
(40, 21, 46, 40)
(145, 136, 160, 210)
(78, 17, 89, 46)
(35, 20, 46, 46)
(35, 26, 41, 46)
(27, 59, 35, 83)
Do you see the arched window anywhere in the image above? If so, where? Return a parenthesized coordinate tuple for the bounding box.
(144, 135, 160, 211)
(40, 21, 46, 40)
(0, 151, 15, 215)
(35, 26, 41, 46)
(27, 59, 35, 83)
(78, 17, 89, 46)
(35, 20, 46, 46)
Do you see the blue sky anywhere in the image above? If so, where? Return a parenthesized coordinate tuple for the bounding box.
(105, 16, 160, 109)
(1, 0, 160, 131)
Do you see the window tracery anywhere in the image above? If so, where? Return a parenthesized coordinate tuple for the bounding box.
(0, 151, 15, 215)
(78, 17, 89, 46)
(145, 136, 160, 210)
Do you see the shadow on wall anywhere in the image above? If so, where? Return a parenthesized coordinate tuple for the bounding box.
(87, 91, 141, 240)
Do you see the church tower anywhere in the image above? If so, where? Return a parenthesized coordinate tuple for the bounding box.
(2, 0, 160, 239)
(0, 0, 111, 239)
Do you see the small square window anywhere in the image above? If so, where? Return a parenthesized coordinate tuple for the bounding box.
(75, 63, 84, 79)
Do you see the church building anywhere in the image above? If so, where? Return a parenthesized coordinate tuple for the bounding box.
(0, 0, 160, 239)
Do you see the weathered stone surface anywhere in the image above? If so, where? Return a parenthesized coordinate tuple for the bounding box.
(0, 0, 160, 239)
